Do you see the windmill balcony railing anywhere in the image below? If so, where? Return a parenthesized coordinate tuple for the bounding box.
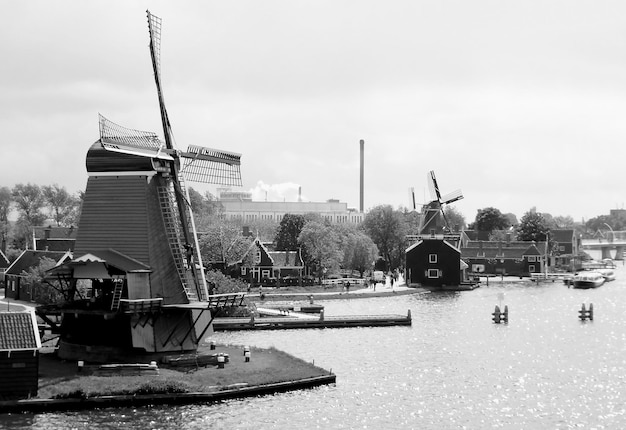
(119, 298, 163, 314)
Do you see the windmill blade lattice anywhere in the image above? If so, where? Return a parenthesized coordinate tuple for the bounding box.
(181, 145, 242, 186)
(99, 114, 162, 150)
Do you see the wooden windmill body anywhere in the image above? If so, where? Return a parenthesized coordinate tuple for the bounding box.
(40, 12, 245, 362)
(405, 171, 467, 288)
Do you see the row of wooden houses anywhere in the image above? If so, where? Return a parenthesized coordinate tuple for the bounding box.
(1, 226, 582, 300)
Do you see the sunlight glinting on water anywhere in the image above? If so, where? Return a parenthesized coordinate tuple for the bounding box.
(5, 261, 626, 429)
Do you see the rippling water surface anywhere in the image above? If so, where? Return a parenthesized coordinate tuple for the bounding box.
(4, 262, 626, 429)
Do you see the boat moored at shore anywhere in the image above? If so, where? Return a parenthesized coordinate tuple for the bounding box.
(572, 271, 605, 289)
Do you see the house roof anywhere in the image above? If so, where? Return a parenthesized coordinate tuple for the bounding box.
(5, 250, 68, 276)
(461, 241, 545, 258)
(235, 237, 273, 265)
(47, 249, 151, 278)
(33, 226, 78, 240)
(0, 250, 9, 269)
(0, 312, 41, 351)
(406, 238, 461, 254)
(268, 250, 303, 268)
(462, 230, 491, 241)
(36, 238, 76, 252)
(551, 229, 574, 242)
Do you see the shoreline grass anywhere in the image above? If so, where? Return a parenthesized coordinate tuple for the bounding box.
(36, 344, 332, 400)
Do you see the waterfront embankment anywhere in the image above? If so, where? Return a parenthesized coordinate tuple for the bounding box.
(0, 344, 335, 413)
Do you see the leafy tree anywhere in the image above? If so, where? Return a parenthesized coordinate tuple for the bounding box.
(552, 215, 575, 229)
(503, 213, 518, 227)
(298, 221, 343, 282)
(198, 221, 253, 265)
(444, 206, 466, 232)
(346, 230, 379, 276)
(11, 183, 47, 249)
(474, 207, 510, 232)
(489, 229, 513, 242)
(275, 214, 306, 250)
(190, 188, 225, 232)
(12, 183, 46, 226)
(585, 214, 625, 234)
(42, 184, 80, 227)
(516, 210, 550, 242)
(401, 208, 421, 236)
(0, 186, 11, 251)
(362, 205, 407, 271)
(21, 256, 63, 304)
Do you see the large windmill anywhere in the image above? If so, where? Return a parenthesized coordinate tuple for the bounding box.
(39, 11, 245, 361)
(418, 170, 463, 235)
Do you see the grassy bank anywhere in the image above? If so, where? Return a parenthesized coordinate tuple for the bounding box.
(36, 344, 332, 400)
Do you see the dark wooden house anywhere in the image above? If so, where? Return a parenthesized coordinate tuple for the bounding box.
(33, 225, 77, 252)
(0, 311, 41, 400)
(550, 229, 580, 270)
(228, 238, 305, 286)
(460, 240, 548, 276)
(405, 235, 466, 287)
(4, 250, 69, 301)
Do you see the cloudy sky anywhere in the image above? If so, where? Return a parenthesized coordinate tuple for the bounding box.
(2, 1, 625, 223)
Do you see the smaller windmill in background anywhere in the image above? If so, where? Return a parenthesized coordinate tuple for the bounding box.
(418, 170, 463, 235)
(404, 171, 476, 290)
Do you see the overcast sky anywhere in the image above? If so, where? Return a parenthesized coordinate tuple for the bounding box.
(2, 1, 625, 224)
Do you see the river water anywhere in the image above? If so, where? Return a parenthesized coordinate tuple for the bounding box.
(4, 259, 626, 429)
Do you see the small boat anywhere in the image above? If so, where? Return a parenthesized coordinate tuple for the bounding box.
(597, 268, 616, 282)
(572, 271, 605, 289)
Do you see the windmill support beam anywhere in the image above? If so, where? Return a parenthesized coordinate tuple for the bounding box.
(161, 311, 192, 348)
(178, 308, 213, 346)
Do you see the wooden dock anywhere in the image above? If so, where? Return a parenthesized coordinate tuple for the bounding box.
(213, 310, 412, 331)
(261, 304, 324, 314)
(530, 273, 572, 282)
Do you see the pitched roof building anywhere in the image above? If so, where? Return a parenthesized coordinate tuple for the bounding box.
(4, 250, 69, 302)
(0, 311, 42, 399)
(33, 225, 77, 252)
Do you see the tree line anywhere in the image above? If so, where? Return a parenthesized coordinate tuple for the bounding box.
(2, 182, 621, 276)
(1, 184, 81, 257)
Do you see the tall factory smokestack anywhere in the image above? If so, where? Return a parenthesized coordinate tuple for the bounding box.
(360, 139, 364, 212)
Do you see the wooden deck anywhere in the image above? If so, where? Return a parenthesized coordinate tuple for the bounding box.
(213, 311, 412, 331)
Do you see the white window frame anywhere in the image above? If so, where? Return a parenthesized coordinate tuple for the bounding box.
(427, 269, 439, 279)
(528, 264, 535, 272)
(429, 254, 437, 264)
(527, 256, 536, 262)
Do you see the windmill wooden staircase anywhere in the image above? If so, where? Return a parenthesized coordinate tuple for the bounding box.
(110, 281, 124, 311)
(158, 184, 200, 302)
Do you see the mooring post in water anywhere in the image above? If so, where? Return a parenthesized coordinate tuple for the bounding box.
(492, 305, 501, 324)
(319, 309, 324, 321)
(492, 305, 508, 324)
(579, 303, 593, 321)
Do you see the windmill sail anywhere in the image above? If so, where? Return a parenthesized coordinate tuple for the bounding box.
(418, 170, 463, 234)
(145, 10, 242, 301)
